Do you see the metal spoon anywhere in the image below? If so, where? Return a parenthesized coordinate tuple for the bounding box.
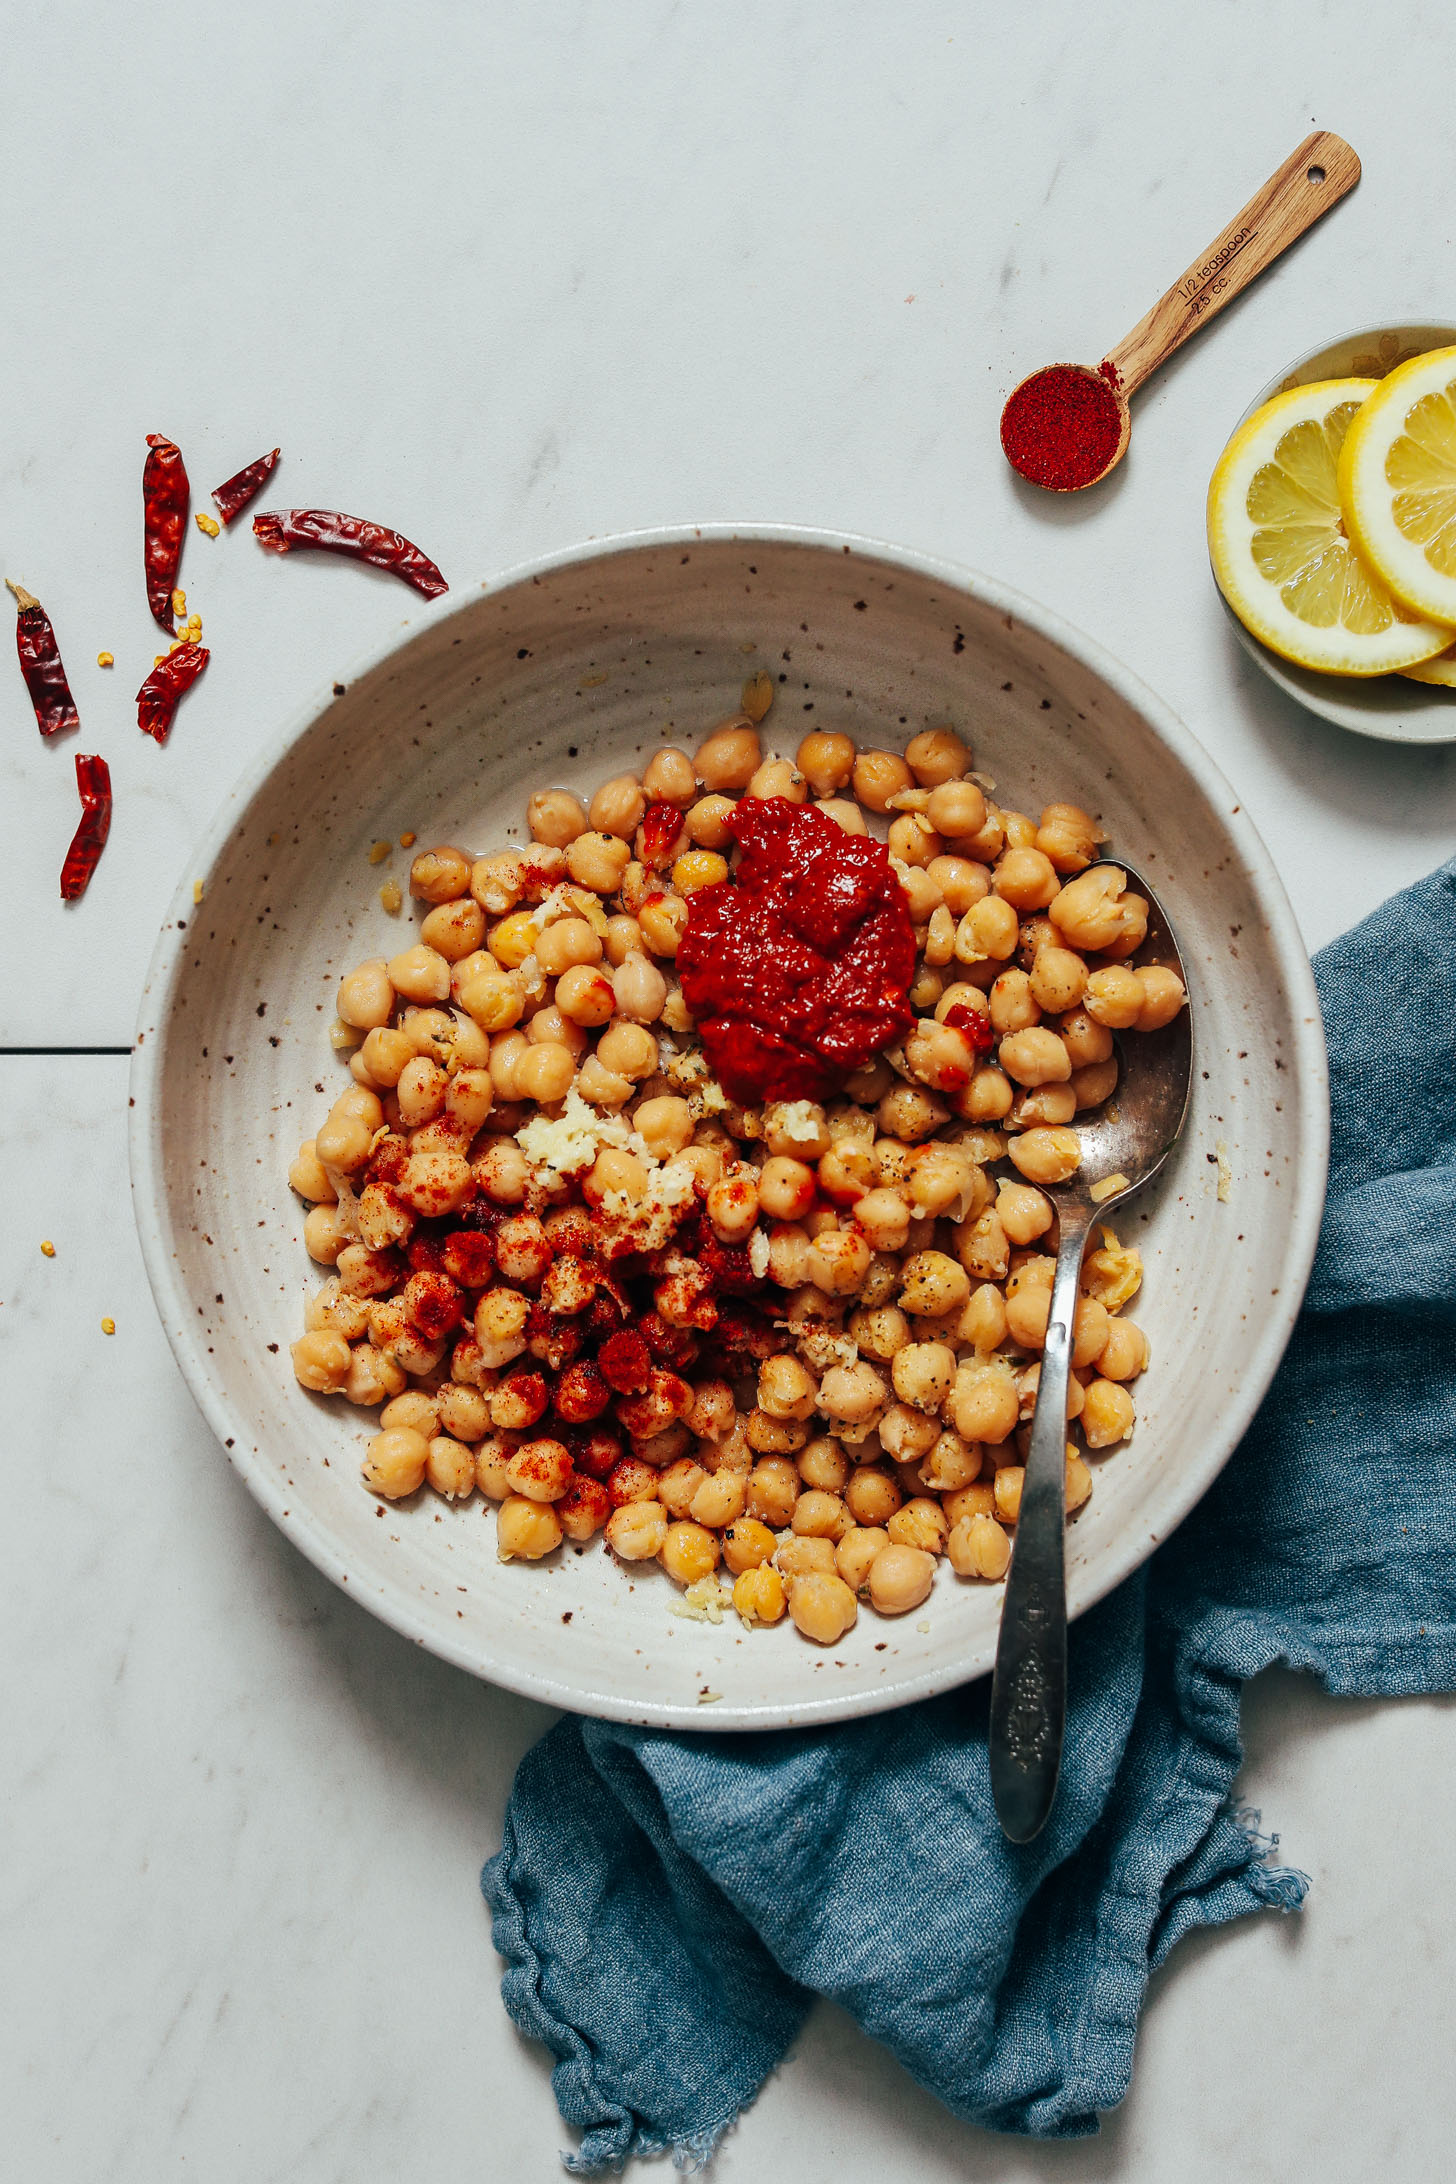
(988, 862, 1192, 1843)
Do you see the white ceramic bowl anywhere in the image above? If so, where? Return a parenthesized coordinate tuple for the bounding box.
(1219, 320, 1456, 745)
(130, 526, 1328, 1730)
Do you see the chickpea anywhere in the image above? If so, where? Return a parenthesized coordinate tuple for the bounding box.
(1082, 1378, 1136, 1447)
(289, 1329, 351, 1392)
(526, 1008, 586, 1058)
(887, 813, 943, 869)
(999, 1026, 1073, 1087)
(409, 845, 472, 903)
(305, 1280, 372, 1341)
(1098, 893, 1149, 960)
(1026, 942, 1086, 1013)
(522, 787, 585, 847)
(806, 1226, 874, 1296)
(852, 749, 913, 812)
(789, 1439, 843, 1496)
(791, 1488, 851, 1540)
(513, 1042, 575, 1104)
(879, 1403, 940, 1463)
(656, 1520, 718, 1587)
(794, 729, 855, 795)
(679, 794, 731, 852)
(1048, 864, 1132, 952)
(685, 1472, 744, 1531)
(576, 1055, 633, 1109)
(1008, 1126, 1081, 1185)
(905, 726, 970, 786)
(1036, 802, 1102, 873)
(951, 1282, 1002, 1355)
(955, 1064, 1013, 1124)
(631, 894, 683, 960)
(377, 1392, 437, 1441)
(401, 1006, 457, 1062)
(817, 797, 869, 835)
(636, 747, 693, 807)
(943, 1480, 996, 1526)
(924, 779, 986, 841)
(465, 852, 523, 917)
(459, 968, 525, 1034)
(666, 851, 723, 899)
(360, 1426, 428, 1498)
(708, 1518, 772, 1580)
(757, 1354, 818, 1422)
(314, 1111, 373, 1177)
(1058, 1007, 1116, 1069)
(602, 1500, 668, 1563)
(743, 758, 806, 807)
(1010, 1077, 1078, 1126)
(497, 1495, 564, 1561)
(925, 856, 988, 915)
(474, 1287, 530, 1368)
(598, 914, 641, 967)
(1135, 966, 1187, 1031)
(288, 1140, 335, 1205)
(733, 1564, 787, 1625)
(776, 1539, 837, 1588)
(949, 1359, 1020, 1445)
(335, 1243, 404, 1300)
(416, 898, 484, 964)
(547, 966, 612, 1029)
(1067, 1056, 1117, 1113)
(623, 1095, 686, 1162)
(656, 1458, 706, 1519)
(587, 775, 646, 840)
(993, 846, 1060, 913)
(866, 1541, 935, 1614)
(843, 1187, 904, 1255)
(955, 895, 1019, 964)
(747, 1456, 801, 1526)
(899, 1251, 970, 1318)
(702, 1171, 756, 1242)
(1082, 964, 1143, 1030)
(835, 1526, 890, 1593)
(841, 1468, 898, 1528)
(876, 1085, 948, 1144)
(422, 1434, 475, 1500)
(341, 1344, 405, 1406)
(749, 1155, 811, 1223)
(487, 912, 537, 971)
(891, 1341, 956, 1414)
(992, 1468, 1025, 1525)
(337, 958, 394, 1031)
(1098, 1318, 1149, 1381)
(531, 918, 598, 979)
(762, 1101, 832, 1159)
(817, 1359, 888, 1425)
(393, 1053, 445, 1127)
(474, 1139, 528, 1205)
(788, 1571, 858, 1644)
(746, 1408, 809, 1456)
(432, 1382, 486, 1442)
(947, 1512, 1012, 1580)
(695, 718, 761, 792)
(351, 1029, 408, 1092)
(886, 1498, 948, 1556)
(985, 970, 1037, 1038)
(398, 1147, 473, 1218)
(919, 1429, 981, 1493)
(564, 831, 631, 893)
(385, 944, 450, 1006)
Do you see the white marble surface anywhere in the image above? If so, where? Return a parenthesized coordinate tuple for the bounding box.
(4, 1, 1455, 2176)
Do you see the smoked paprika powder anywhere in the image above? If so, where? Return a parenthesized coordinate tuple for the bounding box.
(1000, 362, 1125, 491)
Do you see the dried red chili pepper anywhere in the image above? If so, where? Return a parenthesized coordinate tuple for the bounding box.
(6, 580, 79, 737)
(640, 801, 681, 869)
(136, 641, 209, 743)
(252, 509, 448, 598)
(143, 434, 190, 633)
(60, 753, 112, 900)
(212, 446, 280, 526)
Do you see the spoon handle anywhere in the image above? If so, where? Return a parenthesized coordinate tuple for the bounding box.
(1101, 131, 1360, 400)
(989, 1199, 1094, 1843)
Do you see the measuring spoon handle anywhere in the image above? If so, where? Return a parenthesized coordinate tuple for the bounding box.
(1102, 131, 1360, 400)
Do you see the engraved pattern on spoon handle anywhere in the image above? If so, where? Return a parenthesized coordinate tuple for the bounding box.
(989, 1201, 1093, 1843)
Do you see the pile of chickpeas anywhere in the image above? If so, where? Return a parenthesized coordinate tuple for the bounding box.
(286, 688, 1186, 1646)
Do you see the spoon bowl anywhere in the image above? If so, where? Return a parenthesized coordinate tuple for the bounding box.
(989, 860, 1192, 1842)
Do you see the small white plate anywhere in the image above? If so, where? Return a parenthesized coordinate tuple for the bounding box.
(1219, 320, 1456, 745)
(130, 527, 1328, 1731)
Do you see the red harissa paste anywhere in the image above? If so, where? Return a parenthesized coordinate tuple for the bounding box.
(678, 797, 917, 1103)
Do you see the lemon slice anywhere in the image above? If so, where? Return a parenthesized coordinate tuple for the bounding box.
(1402, 641, 1456, 686)
(1339, 346, 1456, 626)
(1208, 380, 1452, 675)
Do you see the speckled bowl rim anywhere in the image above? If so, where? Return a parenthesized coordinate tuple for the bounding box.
(129, 522, 1329, 1729)
(1217, 318, 1456, 745)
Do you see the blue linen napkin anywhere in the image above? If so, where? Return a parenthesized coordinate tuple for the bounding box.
(484, 857, 1456, 2172)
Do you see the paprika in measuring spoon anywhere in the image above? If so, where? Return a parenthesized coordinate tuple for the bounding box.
(678, 797, 916, 1103)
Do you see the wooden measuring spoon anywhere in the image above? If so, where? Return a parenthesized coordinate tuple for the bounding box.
(1000, 131, 1361, 492)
